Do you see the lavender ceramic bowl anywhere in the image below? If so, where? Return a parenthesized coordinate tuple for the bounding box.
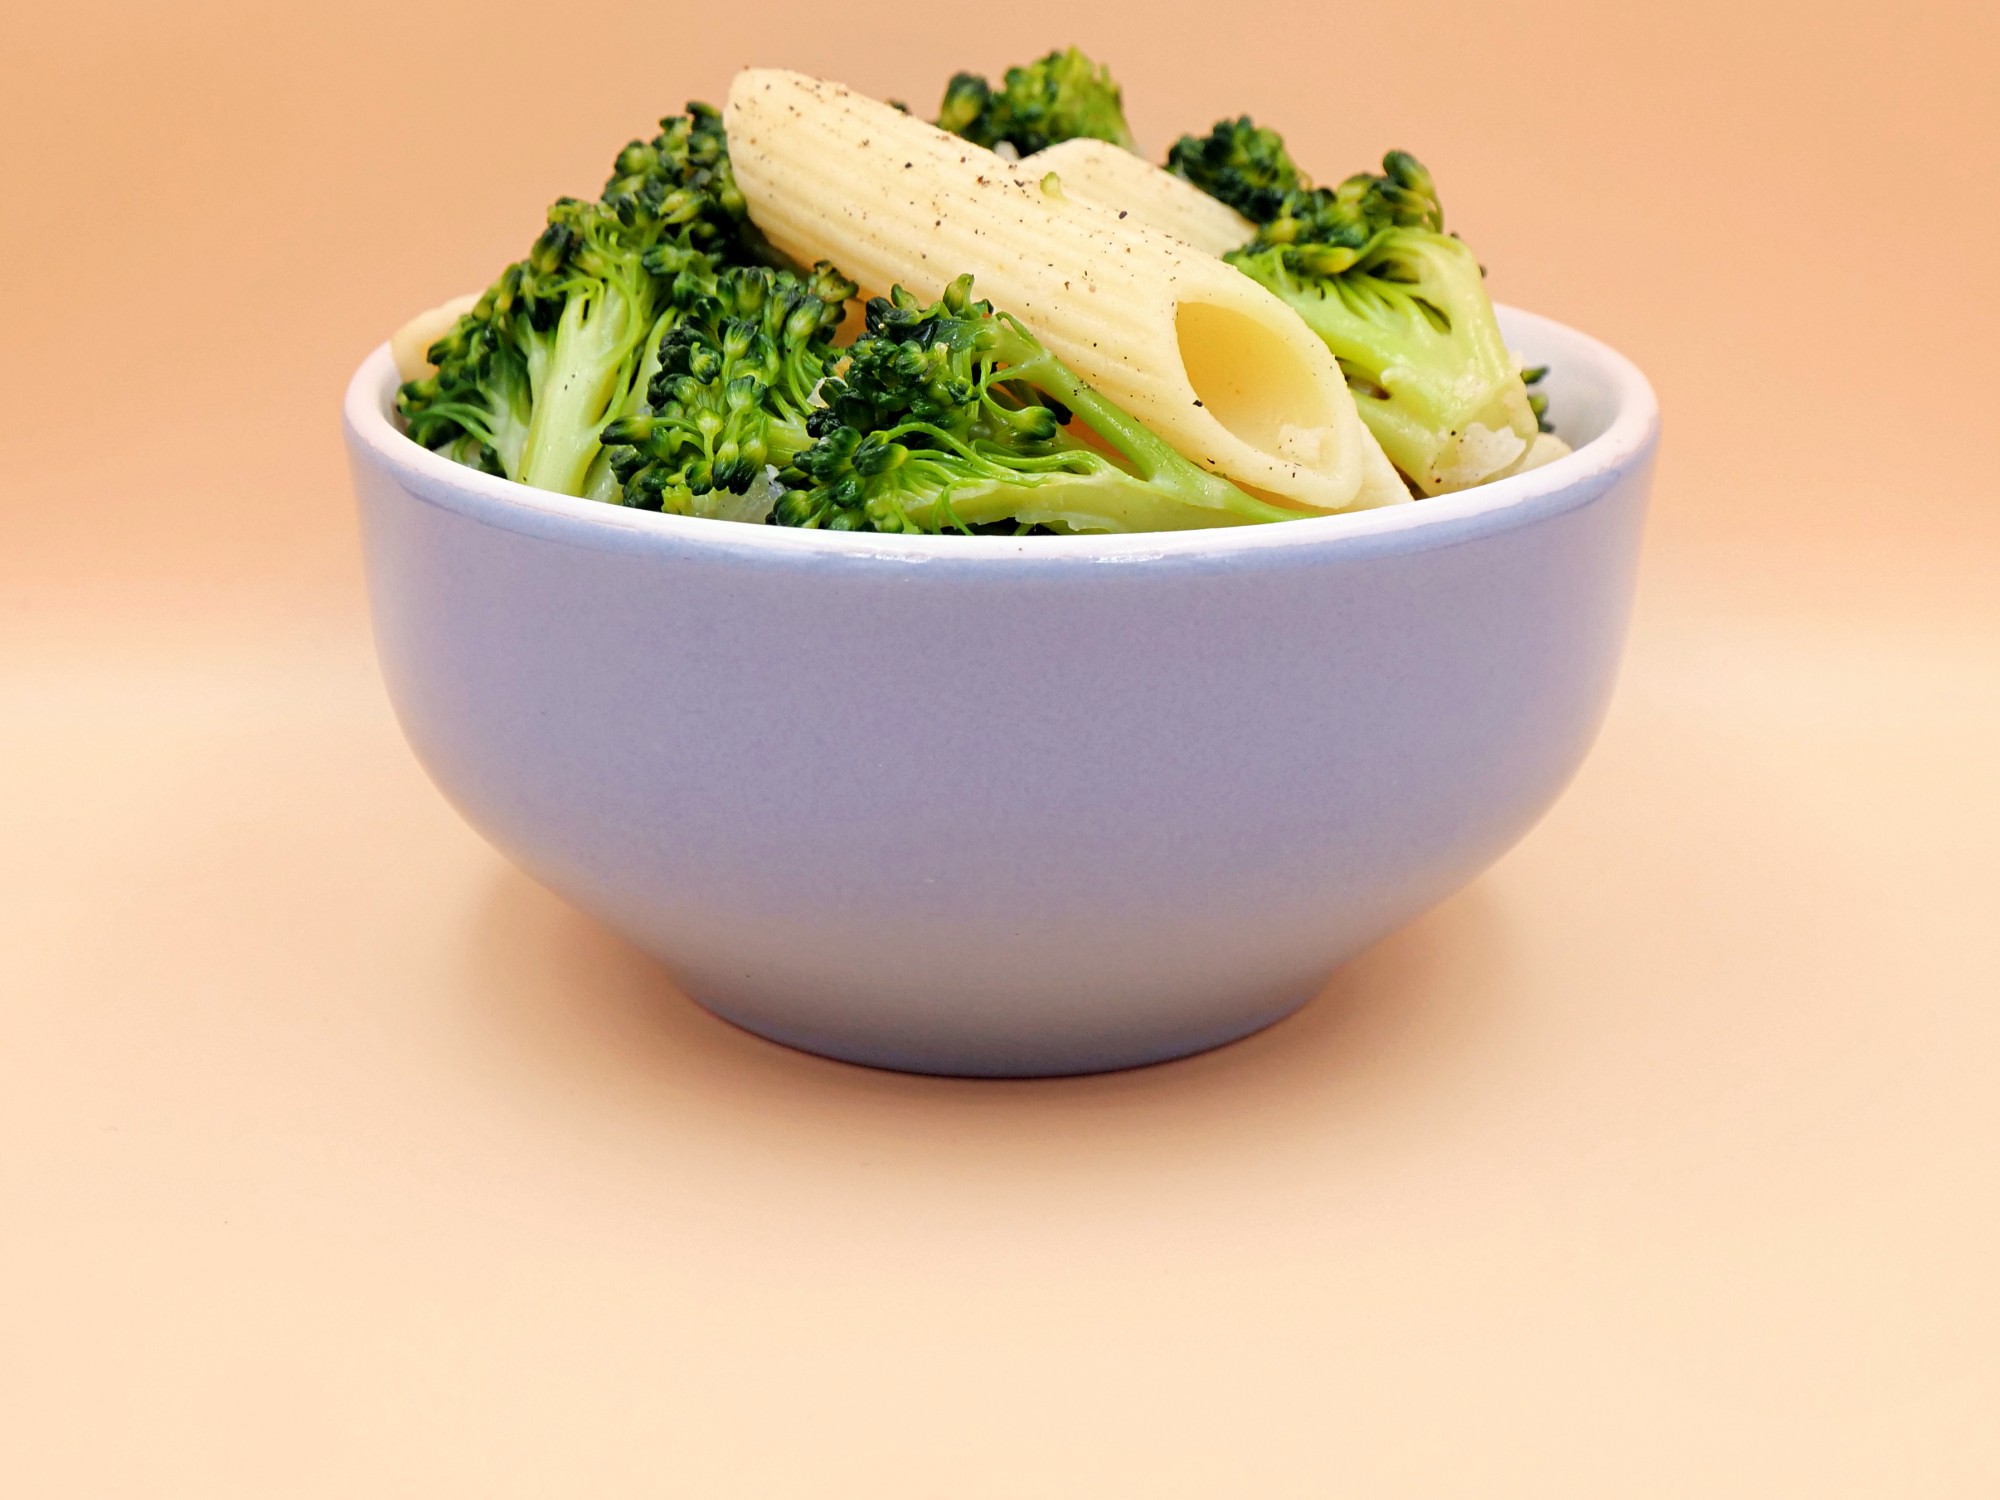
(344, 306, 1656, 1076)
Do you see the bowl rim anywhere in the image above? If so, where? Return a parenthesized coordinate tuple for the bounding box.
(344, 302, 1658, 565)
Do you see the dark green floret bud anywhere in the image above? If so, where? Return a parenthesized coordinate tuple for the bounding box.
(936, 73, 992, 140)
(594, 258, 857, 521)
(600, 102, 747, 253)
(1166, 116, 1302, 222)
(1520, 363, 1556, 433)
(933, 48, 1138, 156)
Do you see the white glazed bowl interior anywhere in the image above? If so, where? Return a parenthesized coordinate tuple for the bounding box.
(345, 306, 1657, 1075)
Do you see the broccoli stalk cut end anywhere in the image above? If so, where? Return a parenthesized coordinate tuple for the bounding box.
(1166, 116, 1303, 223)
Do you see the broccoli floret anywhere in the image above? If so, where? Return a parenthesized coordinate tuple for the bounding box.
(1174, 129, 1535, 493)
(599, 255, 857, 517)
(599, 103, 749, 256)
(1520, 363, 1556, 433)
(935, 48, 1137, 156)
(397, 104, 761, 501)
(1228, 151, 1535, 491)
(771, 275, 1300, 534)
(1165, 116, 1302, 224)
(396, 271, 537, 481)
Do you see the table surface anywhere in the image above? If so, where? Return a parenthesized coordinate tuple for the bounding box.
(5, 1, 1998, 1493)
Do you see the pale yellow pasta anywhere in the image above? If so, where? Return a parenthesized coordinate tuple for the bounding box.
(1023, 138, 1257, 258)
(390, 292, 480, 382)
(725, 69, 1383, 511)
(1018, 140, 1409, 509)
(1495, 431, 1572, 477)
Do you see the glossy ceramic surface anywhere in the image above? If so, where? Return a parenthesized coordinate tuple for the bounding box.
(344, 307, 1657, 1075)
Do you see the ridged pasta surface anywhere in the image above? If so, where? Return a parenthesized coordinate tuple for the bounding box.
(725, 69, 1372, 510)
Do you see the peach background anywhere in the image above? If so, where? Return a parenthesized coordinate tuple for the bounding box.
(4, 1, 1998, 1493)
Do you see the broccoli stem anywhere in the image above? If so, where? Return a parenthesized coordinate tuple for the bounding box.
(905, 464, 1285, 533)
(519, 283, 656, 496)
(983, 314, 1302, 526)
(579, 307, 682, 503)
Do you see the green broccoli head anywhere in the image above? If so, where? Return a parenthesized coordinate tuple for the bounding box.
(773, 275, 1299, 534)
(1257, 148, 1442, 248)
(599, 255, 857, 518)
(600, 102, 748, 255)
(1165, 116, 1303, 224)
(396, 266, 537, 481)
(398, 193, 674, 500)
(398, 104, 766, 502)
(935, 48, 1138, 157)
(1179, 139, 1535, 493)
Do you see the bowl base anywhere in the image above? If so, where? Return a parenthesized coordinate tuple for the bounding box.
(680, 980, 1324, 1079)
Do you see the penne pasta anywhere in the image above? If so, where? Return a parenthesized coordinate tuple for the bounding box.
(724, 69, 1384, 512)
(1023, 138, 1257, 258)
(1019, 145, 1414, 508)
(1495, 431, 1572, 478)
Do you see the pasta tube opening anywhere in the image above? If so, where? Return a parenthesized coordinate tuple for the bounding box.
(1175, 299, 1342, 473)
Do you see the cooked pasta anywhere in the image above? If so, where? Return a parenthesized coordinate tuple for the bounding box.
(724, 69, 1391, 512)
(1022, 138, 1257, 257)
